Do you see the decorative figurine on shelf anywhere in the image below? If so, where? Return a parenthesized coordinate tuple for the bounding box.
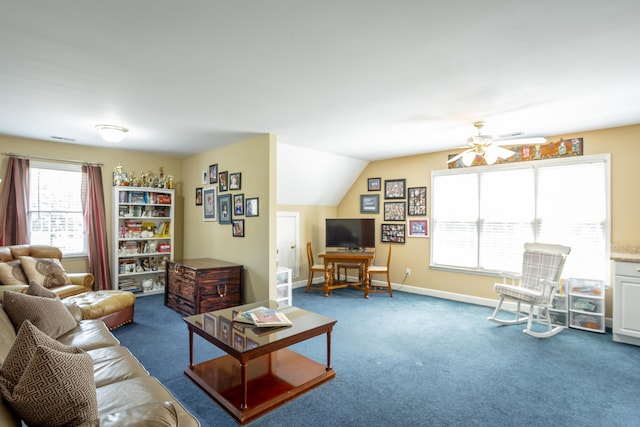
(158, 167, 166, 189)
(146, 171, 155, 188)
(166, 174, 174, 189)
(113, 163, 123, 186)
(140, 226, 154, 238)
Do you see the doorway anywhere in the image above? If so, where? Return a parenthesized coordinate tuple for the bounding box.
(277, 211, 300, 277)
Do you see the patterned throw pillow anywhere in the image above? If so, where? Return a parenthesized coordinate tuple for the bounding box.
(26, 281, 57, 298)
(2, 291, 78, 339)
(0, 320, 77, 389)
(0, 260, 28, 285)
(0, 345, 97, 426)
(18, 256, 71, 289)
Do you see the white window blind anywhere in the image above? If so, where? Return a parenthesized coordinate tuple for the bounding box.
(29, 161, 86, 255)
(431, 155, 610, 283)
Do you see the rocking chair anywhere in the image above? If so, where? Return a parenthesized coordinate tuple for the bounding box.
(487, 242, 570, 338)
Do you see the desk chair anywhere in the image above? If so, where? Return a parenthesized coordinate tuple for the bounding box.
(306, 242, 333, 293)
(487, 242, 570, 338)
(366, 244, 392, 297)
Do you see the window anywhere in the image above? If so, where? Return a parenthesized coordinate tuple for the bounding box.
(29, 161, 86, 255)
(431, 155, 610, 283)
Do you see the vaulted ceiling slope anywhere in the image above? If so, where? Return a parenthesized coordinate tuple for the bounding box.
(2, 2, 640, 205)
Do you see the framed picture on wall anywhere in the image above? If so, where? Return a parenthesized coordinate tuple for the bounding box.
(203, 188, 217, 221)
(195, 187, 203, 206)
(368, 177, 381, 191)
(218, 194, 232, 224)
(408, 219, 429, 238)
(360, 194, 380, 214)
(234, 194, 244, 216)
(209, 164, 218, 184)
(408, 186, 427, 216)
(384, 201, 406, 221)
(219, 171, 228, 192)
(246, 197, 259, 217)
(381, 223, 405, 243)
(384, 178, 406, 199)
(232, 219, 244, 237)
(229, 172, 241, 190)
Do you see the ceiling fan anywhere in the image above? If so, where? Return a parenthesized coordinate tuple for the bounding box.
(448, 121, 546, 166)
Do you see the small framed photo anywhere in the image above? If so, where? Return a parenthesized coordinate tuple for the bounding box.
(368, 177, 381, 191)
(218, 317, 232, 344)
(219, 171, 228, 192)
(203, 313, 216, 335)
(233, 331, 245, 350)
(195, 187, 203, 206)
(381, 223, 406, 243)
(408, 187, 427, 216)
(246, 338, 259, 350)
(360, 194, 379, 214)
(229, 172, 241, 190)
(203, 187, 217, 221)
(218, 194, 232, 224)
(246, 197, 259, 217)
(232, 219, 245, 237)
(209, 164, 218, 184)
(234, 194, 244, 216)
(384, 178, 406, 199)
(384, 201, 406, 221)
(202, 170, 208, 185)
(408, 219, 429, 238)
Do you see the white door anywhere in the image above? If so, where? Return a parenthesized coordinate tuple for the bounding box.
(277, 211, 299, 277)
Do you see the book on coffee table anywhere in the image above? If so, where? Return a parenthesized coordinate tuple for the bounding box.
(249, 310, 292, 328)
(233, 306, 272, 324)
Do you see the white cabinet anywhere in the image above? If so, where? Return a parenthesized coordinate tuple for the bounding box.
(568, 278, 605, 333)
(276, 267, 292, 307)
(613, 261, 640, 346)
(112, 187, 174, 296)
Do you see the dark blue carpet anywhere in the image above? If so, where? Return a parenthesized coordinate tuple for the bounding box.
(113, 288, 640, 426)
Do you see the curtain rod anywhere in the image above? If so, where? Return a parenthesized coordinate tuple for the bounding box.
(3, 152, 104, 166)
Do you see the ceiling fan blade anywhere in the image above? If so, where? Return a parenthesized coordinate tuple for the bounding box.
(447, 148, 472, 163)
(495, 136, 547, 146)
(493, 145, 516, 159)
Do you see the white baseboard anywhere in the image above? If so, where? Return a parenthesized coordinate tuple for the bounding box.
(293, 277, 613, 329)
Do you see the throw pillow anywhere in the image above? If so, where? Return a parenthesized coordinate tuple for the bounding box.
(2, 291, 78, 339)
(18, 256, 72, 289)
(0, 260, 27, 285)
(0, 320, 77, 390)
(26, 280, 57, 298)
(0, 345, 97, 426)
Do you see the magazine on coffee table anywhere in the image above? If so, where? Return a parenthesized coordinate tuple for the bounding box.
(249, 310, 292, 328)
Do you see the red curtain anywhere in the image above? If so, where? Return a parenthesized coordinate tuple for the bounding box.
(0, 157, 30, 246)
(82, 164, 111, 291)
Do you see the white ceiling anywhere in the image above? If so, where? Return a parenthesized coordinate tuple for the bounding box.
(2, 1, 640, 204)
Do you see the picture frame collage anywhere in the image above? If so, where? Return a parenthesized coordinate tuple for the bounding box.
(196, 163, 259, 237)
(361, 176, 429, 243)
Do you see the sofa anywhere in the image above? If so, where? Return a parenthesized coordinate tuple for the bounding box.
(0, 244, 94, 301)
(0, 285, 200, 426)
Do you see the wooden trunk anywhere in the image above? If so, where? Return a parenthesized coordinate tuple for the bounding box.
(165, 258, 243, 315)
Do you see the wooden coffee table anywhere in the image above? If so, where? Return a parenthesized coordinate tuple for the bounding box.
(183, 301, 337, 424)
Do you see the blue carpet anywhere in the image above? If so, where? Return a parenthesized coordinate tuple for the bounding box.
(113, 288, 640, 426)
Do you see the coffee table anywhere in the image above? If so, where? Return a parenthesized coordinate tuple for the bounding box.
(183, 300, 337, 424)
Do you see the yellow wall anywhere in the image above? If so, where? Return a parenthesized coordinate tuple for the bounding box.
(180, 134, 277, 303)
(289, 123, 640, 318)
(0, 134, 184, 276)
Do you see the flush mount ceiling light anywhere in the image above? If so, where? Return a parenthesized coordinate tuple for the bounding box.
(95, 124, 129, 143)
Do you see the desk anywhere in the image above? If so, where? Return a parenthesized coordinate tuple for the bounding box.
(319, 251, 375, 298)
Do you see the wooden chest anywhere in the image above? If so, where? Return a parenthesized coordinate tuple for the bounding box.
(165, 258, 243, 316)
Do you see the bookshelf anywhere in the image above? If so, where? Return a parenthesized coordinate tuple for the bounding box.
(112, 186, 175, 296)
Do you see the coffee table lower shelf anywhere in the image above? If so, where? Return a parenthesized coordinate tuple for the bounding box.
(185, 348, 336, 424)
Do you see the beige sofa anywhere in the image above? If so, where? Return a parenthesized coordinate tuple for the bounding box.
(0, 295, 200, 426)
(0, 244, 94, 300)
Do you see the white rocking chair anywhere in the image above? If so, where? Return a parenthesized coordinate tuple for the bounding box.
(488, 242, 571, 338)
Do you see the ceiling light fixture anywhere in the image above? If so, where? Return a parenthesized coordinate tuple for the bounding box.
(95, 124, 129, 143)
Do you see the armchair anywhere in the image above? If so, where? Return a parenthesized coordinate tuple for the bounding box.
(0, 244, 94, 301)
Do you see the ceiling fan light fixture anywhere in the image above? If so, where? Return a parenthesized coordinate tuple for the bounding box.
(95, 124, 129, 143)
(461, 151, 477, 166)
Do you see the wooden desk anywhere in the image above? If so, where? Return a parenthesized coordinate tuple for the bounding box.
(319, 251, 375, 298)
